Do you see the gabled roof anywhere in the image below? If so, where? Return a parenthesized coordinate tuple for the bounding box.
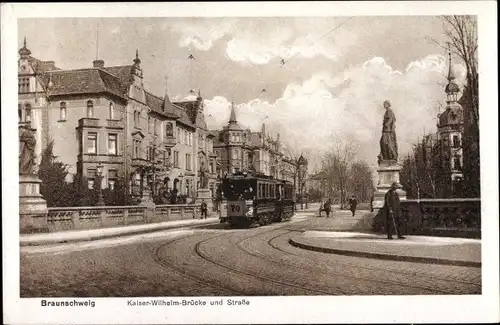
(145, 91, 180, 119)
(41, 68, 127, 100)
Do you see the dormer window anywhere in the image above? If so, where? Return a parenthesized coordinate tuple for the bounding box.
(86, 100, 94, 118)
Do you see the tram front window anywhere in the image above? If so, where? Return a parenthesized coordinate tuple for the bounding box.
(222, 181, 255, 200)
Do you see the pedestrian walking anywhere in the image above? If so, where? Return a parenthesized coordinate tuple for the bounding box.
(384, 182, 405, 240)
(348, 195, 358, 217)
(200, 199, 208, 219)
(323, 199, 332, 218)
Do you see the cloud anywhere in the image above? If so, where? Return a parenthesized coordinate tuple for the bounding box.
(169, 18, 357, 65)
(201, 54, 464, 169)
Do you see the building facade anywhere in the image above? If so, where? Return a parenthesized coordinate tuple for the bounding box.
(212, 104, 306, 194)
(17, 39, 217, 201)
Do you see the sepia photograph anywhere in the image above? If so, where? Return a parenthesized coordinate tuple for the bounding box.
(2, 2, 498, 324)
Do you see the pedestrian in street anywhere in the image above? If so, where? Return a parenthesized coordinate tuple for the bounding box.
(200, 199, 208, 219)
(384, 182, 405, 240)
(323, 199, 332, 218)
(349, 195, 358, 217)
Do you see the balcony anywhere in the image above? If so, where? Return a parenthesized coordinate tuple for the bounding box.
(106, 119, 124, 129)
(78, 118, 100, 128)
(131, 157, 149, 168)
(163, 136, 176, 147)
(78, 153, 124, 164)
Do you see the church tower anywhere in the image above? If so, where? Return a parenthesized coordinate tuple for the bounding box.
(437, 52, 464, 196)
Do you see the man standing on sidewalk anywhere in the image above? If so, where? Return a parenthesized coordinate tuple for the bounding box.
(384, 182, 405, 240)
(200, 199, 208, 219)
(323, 199, 332, 218)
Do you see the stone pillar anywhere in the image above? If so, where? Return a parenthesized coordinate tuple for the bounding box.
(372, 160, 406, 210)
(139, 187, 155, 223)
(19, 174, 49, 233)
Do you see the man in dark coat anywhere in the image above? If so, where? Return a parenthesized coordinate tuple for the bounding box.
(200, 199, 208, 219)
(323, 199, 332, 218)
(384, 182, 405, 239)
(348, 196, 358, 217)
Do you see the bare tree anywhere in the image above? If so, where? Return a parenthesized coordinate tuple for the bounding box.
(320, 136, 359, 209)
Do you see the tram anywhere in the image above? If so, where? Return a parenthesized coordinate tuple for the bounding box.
(219, 171, 295, 227)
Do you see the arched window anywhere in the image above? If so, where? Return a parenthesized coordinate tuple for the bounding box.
(60, 102, 67, 121)
(148, 116, 152, 133)
(166, 122, 173, 137)
(109, 102, 115, 120)
(24, 103, 32, 122)
(86, 100, 94, 118)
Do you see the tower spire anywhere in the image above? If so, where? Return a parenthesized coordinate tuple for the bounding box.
(447, 52, 455, 81)
(229, 101, 237, 123)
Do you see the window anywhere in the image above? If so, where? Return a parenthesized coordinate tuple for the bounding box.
(18, 77, 30, 93)
(134, 111, 140, 127)
(18, 104, 22, 122)
(453, 155, 462, 170)
(453, 135, 460, 147)
(86, 100, 94, 118)
(107, 133, 117, 155)
(154, 119, 157, 135)
(173, 151, 179, 167)
(24, 103, 32, 122)
(87, 168, 97, 189)
(60, 102, 67, 121)
(177, 128, 181, 143)
(166, 122, 173, 137)
(209, 162, 214, 173)
(184, 130, 188, 144)
(186, 153, 191, 170)
(87, 132, 97, 154)
(108, 169, 117, 189)
(443, 136, 449, 147)
(109, 102, 115, 120)
(133, 139, 141, 159)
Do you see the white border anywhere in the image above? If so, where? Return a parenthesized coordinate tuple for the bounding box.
(2, 2, 498, 324)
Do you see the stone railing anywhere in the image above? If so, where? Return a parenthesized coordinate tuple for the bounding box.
(45, 204, 203, 233)
(401, 198, 481, 238)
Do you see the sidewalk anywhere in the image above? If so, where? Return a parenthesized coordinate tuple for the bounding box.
(20, 216, 219, 246)
(289, 231, 481, 267)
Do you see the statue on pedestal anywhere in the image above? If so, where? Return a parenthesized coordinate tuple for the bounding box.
(199, 161, 209, 189)
(378, 100, 398, 164)
(19, 127, 37, 175)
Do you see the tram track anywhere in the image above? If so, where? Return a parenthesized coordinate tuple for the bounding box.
(265, 231, 481, 294)
(150, 233, 242, 296)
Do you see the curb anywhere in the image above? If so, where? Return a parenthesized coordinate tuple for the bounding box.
(20, 218, 220, 247)
(288, 237, 481, 268)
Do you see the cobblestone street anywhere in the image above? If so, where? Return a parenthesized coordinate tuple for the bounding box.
(20, 211, 481, 297)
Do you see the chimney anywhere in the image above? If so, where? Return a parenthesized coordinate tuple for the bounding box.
(93, 59, 105, 69)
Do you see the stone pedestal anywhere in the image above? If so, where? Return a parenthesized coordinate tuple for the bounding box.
(372, 160, 406, 210)
(19, 174, 49, 233)
(196, 188, 213, 216)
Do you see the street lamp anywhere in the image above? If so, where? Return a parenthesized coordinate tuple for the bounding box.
(297, 154, 307, 210)
(96, 162, 105, 206)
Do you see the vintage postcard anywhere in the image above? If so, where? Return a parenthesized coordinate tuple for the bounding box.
(2, 1, 498, 324)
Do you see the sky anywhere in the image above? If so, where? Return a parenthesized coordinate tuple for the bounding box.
(18, 16, 468, 170)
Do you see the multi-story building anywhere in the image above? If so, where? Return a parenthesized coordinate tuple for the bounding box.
(17, 39, 217, 200)
(212, 104, 306, 195)
(413, 53, 464, 198)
